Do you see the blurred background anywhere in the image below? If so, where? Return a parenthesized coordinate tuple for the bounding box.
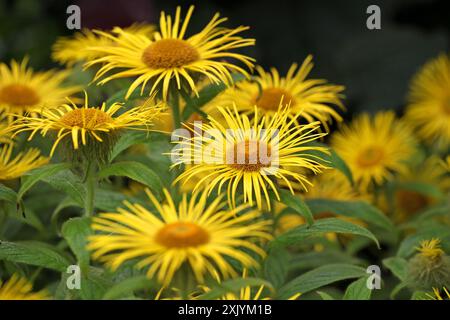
(0, 0, 448, 116)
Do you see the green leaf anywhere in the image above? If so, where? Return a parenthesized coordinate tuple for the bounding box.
(0, 240, 70, 272)
(290, 251, 364, 271)
(80, 267, 113, 300)
(98, 161, 163, 197)
(62, 217, 92, 270)
(272, 218, 380, 248)
(42, 169, 86, 206)
(110, 131, 150, 162)
(343, 277, 372, 300)
(102, 276, 157, 299)
(263, 247, 290, 289)
(316, 291, 335, 300)
(277, 264, 366, 299)
(181, 73, 245, 121)
(383, 257, 408, 282)
(306, 199, 394, 231)
(17, 163, 71, 202)
(198, 277, 273, 300)
(306, 143, 354, 185)
(273, 189, 314, 226)
(0, 184, 17, 203)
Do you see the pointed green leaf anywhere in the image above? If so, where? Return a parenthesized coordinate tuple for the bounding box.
(0, 241, 71, 272)
(98, 161, 163, 197)
(18, 163, 71, 202)
(383, 257, 408, 282)
(272, 218, 379, 248)
(272, 189, 314, 226)
(278, 264, 366, 299)
(306, 199, 394, 231)
(62, 217, 92, 270)
(343, 276, 372, 300)
(102, 276, 157, 299)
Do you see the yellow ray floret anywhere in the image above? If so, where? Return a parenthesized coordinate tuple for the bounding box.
(0, 59, 81, 121)
(332, 111, 416, 191)
(0, 274, 50, 300)
(11, 93, 164, 156)
(85, 5, 255, 100)
(206, 55, 345, 128)
(0, 144, 49, 180)
(88, 188, 271, 285)
(172, 104, 329, 210)
(405, 54, 450, 148)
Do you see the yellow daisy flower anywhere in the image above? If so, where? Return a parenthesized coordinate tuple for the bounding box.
(88, 188, 271, 285)
(172, 105, 329, 210)
(52, 23, 156, 66)
(332, 111, 416, 191)
(405, 54, 450, 148)
(0, 274, 50, 300)
(206, 55, 345, 128)
(11, 93, 164, 157)
(0, 144, 49, 181)
(0, 59, 81, 122)
(85, 5, 255, 100)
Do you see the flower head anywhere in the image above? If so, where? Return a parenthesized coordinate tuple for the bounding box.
(0, 274, 49, 300)
(332, 111, 416, 191)
(405, 54, 450, 148)
(85, 6, 255, 100)
(0, 59, 81, 121)
(52, 24, 156, 66)
(11, 93, 164, 161)
(0, 144, 49, 181)
(172, 105, 329, 210)
(88, 188, 271, 285)
(206, 56, 345, 128)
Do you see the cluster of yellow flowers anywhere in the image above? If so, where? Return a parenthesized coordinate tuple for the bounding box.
(0, 5, 449, 300)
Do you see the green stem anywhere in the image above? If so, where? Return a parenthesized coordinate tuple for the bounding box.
(84, 162, 96, 217)
(169, 88, 181, 129)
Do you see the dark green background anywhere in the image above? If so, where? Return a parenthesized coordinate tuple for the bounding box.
(0, 0, 448, 116)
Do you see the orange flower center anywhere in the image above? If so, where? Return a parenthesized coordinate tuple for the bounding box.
(255, 88, 294, 111)
(228, 140, 272, 172)
(60, 108, 112, 128)
(155, 222, 210, 248)
(357, 146, 384, 168)
(142, 39, 200, 69)
(0, 84, 40, 107)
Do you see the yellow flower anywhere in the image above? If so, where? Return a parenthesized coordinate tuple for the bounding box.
(0, 59, 81, 121)
(52, 23, 156, 66)
(405, 54, 450, 148)
(172, 105, 328, 210)
(85, 6, 255, 100)
(11, 93, 164, 157)
(416, 238, 445, 261)
(332, 111, 416, 191)
(205, 56, 345, 128)
(393, 156, 450, 222)
(426, 287, 450, 300)
(88, 188, 271, 285)
(0, 144, 49, 180)
(0, 274, 50, 300)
